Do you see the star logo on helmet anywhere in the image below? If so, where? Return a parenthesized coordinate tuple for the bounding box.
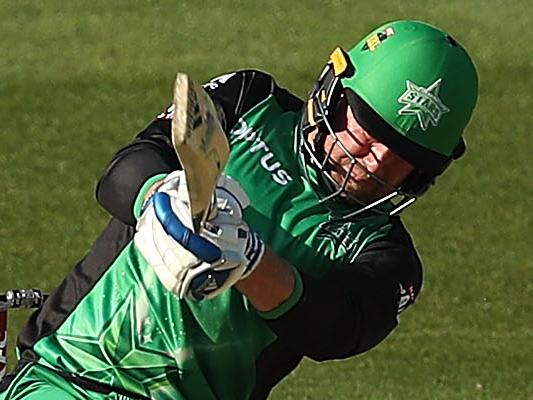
(397, 78, 450, 131)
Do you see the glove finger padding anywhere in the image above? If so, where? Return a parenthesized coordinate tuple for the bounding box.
(134, 171, 220, 296)
(183, 180, 264, 300)
(134, 171, 264, 301)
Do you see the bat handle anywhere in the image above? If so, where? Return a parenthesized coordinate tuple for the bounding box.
(193, 192, 218, 233)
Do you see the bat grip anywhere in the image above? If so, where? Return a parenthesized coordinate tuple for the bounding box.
(193, 192, 218, 233)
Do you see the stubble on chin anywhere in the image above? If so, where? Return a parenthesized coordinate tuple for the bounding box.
(330, 168, 387, 203)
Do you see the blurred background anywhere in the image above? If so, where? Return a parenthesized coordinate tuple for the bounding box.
(1, 0, 532, 398)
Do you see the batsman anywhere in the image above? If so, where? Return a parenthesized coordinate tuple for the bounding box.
(0, 20, 478, 399)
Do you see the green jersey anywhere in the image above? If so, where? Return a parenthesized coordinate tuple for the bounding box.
(7, 70, 422, 400)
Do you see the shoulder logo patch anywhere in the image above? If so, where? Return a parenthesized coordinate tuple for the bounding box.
(397, 78, 450, 131)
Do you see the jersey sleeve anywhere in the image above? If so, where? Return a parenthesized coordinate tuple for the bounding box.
(261, 219, 423, 361)
(96, 70, 290, 224)
(95, 118, 178, 225)
(203, 70, 301, 130)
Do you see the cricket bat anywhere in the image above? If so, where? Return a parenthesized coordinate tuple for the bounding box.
(171, 73, 230, 232)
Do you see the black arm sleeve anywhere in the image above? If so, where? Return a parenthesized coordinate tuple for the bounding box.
(96, 120, 179, 225)
(265, 219, 423, 361)
(96, 70, 295, 224)
(204, 70, 301, 129)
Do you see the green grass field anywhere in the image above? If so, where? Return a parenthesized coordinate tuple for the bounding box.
(1, 0, 532, 398)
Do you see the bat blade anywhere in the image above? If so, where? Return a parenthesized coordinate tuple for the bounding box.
(171, 73, 230, 232)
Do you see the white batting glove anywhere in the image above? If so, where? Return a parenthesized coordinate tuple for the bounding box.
(134, 171, 217, 297)
(134, 171, 264, 300)
(181, 176, 265, 300)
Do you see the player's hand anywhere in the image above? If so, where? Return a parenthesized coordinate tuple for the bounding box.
(134, 171, 264, 300)
(134, 171, 219, 298)
(183, 175, 265, 300)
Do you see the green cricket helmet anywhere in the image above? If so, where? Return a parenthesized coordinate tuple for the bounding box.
(300, 20, 479, 218)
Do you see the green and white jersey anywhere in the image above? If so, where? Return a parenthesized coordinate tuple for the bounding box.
(10, 70, 423, 400)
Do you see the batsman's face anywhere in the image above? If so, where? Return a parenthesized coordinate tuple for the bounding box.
(313, 99, 415, 202)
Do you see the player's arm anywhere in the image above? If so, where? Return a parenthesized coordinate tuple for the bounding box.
(95, 118, 179, 225)
(136, 170, 422, 360)
(238, 220, 423, 361)
(235, 248, 296, 311)
(134, 171, 267, 300)
(96, 70, 283, 225)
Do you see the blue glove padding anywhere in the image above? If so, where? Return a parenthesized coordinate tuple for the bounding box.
(135, 171, 264, 301)
(152, 192, 220, 263)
